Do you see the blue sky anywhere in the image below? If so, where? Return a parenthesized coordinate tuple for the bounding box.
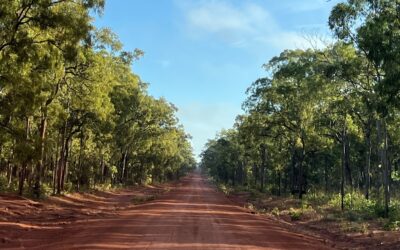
(95, 0, 342, 160)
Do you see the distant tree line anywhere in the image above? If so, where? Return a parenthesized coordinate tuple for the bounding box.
(0, 0, 195, 197)
(201, 0, 400, 218)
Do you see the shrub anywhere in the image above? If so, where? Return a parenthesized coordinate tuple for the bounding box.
(271, 207, 280, 216)
(328, 192, 375, 214)
(346, 211, 363, 222)
(384, 221, 400, 231)
(246, 203, 255, 210)
(389, 200, 400, 221)
(249, 188, 262, 199)
(0, 175, 8, 191)
(289, 207, 302, 221)
(341, 221, 370, 233)
(218, 183, 232, 195)
(305, 191, 331, 206)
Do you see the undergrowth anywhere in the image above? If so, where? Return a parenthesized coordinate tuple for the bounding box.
(217, 182, 400, 233)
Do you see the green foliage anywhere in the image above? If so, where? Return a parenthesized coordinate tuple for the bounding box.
(35, 183, 53, 199)
(271, 207, 280, 216)
(392, 171, 400, 182)
(288, 207, 302, 221)
(384, 221, 400, 231)
(0, 175, 8, 192)
(218, 183, 233, 195)
(305, 192, 332, 206)
(0, 0, 195, 197)
(200, 0, 400, 230)
(327, 192, 400, 225)
(328, 192, 373, 213)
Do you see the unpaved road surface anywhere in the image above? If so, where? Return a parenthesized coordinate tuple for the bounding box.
(3, 172, 332, 249)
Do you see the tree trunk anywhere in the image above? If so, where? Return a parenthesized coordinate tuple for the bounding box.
(61, 137, 71, 191)
(283, 171, 288, 194)
(290, 147, 296, 192)
(18, 117, 31, 196)
(77, 134, 84, 191)
(138, 160, 144, 185)
(324, 154, 328, 193)
(232, 169, 236, 186)
(121, 150, 127, 183)
(53, 132, 60, 194)
(341, 123, 347, 211)
(278, 171, 281, 196)
(100, 155, 105, 183)
(7, 161, 13, 188)
(298, 135, 306, 200)
(365, 126, 371, 199)
(18, 162, 27, 195)
(239, 161, 244, 186)
(298, 157, 304, 199)
(34, 110, 47, 197)
(260, 144, 267, 192)
(7, 147, 14, 188)
(345, 138, 352, 188)
(377, 119, 390, 218)
(253, 164, 258, 187)
(57, 123, 67, 194)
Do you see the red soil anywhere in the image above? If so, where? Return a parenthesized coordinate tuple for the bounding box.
(1, 173, 333, 249)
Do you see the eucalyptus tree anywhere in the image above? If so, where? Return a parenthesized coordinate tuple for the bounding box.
(0, 0, 195, 196)
(243, 49, 332, 198)
(0, 0, 105, 195)
(200, 129, 243, 185)
(200, 1, 400, 222)
(329, 0, 400, 216)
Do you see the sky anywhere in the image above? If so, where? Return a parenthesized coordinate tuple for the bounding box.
(94, 0, 342, 160)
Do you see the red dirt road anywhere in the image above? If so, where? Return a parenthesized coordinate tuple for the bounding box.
(3, 172, 332, 249)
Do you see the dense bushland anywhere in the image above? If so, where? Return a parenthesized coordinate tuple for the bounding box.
(0, 0, 195, 197)
(201, 0, 400, 227)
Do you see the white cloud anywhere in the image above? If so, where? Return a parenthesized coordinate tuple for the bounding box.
(255, 32, 332, 51)
(282, 0, 328, 12)
(281, 0, 343, 13)
(177, 0, 328, 51)
(187, 2, 253, 34)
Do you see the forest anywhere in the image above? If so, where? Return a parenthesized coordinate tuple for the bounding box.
(0, 0, 195, 197)
(201, 0, 400, 229)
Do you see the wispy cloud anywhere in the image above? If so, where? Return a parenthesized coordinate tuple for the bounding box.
(281, 0, 332, 12)
(177, 102, 241, 159)
(177, 0, 328, 50)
